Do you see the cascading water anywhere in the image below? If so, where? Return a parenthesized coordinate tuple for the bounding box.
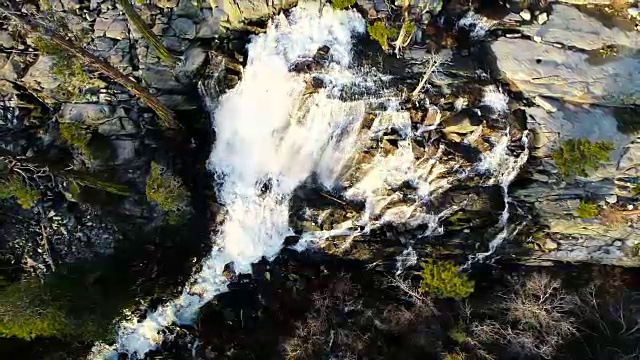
(90, 6, 532, 358)
(464, 128, 531, 266)
(91, 5, 368, 359)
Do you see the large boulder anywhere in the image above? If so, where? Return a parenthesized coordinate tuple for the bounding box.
(517, 5, 640, 50)
(214, 0, 297, 27)
(491, 38, 640, 106)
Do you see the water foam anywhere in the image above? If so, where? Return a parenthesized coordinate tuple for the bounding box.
(465, 129, 530, 265)
(91, 5, 366, 359)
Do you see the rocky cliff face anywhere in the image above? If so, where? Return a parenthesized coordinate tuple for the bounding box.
(488, 3, 640, 266)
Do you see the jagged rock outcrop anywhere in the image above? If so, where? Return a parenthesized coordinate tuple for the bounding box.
(491, 38, 640, 106)
(216, 0, 297, 26)
(491, 4, 640, 106)
(517, 4, 639, 50)
(489, 4, 640, 266)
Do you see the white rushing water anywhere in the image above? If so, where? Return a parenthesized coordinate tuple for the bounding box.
(464, 129, 530, 267)
(91, 5, 367, 359)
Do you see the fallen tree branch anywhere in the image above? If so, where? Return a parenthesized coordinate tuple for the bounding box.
(410, 52, 448, 99)
(117, 0, 176, 65)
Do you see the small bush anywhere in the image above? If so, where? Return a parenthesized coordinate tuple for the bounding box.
(0, 176, 40, 209)
(331, 0, 356, 9)
(418, 259, 474, 299)
(367, 21, 397, 51)
(445, 351, 467, 360)
(0, 261, 138, 342)
(59, 122, 91, 154)
(448, 327, 468, 343)
(0, 279, 69, 340)
(576, 200, 599, 219)
(145, 162, 190, 224)
(551, 138, 614, 179)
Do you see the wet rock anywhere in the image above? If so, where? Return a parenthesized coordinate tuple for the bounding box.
(290, 58, 321, 73)
(197, 8, 226, 38)
(163, 36, 190, 52)
(61, 0, 81, 10)
(98, 116, 138, 136)
(179, 46, 207, 78)
(0, 55, 24, 82)
(441, 109, 482, 134)
(59, 104, 114, 124)
(0, 31, 15, 49)
(21, 56, 61, 91)
(423, 106, 441, 127)
(535, 12, 548, 25)
(171, 17, 196, 39)
(519, 9, 531, 21)
(95, 14, 129, 40)
(175, 0, 201, 19)
(313, 45, 331, 62)
(492, 38, 640, 106)
(157, 94, 198, 110)
(139, 65, 183, 90)
(111, 139, 138, 164)
(518, 5, 640, 50)
(619, 139, 640, 176)
(157, 0, 179, 8)
(542, 238, 558, 251)
(357, 0, 389, 15)
(92, 37, 116, 57)
(108, 40, 134, 71)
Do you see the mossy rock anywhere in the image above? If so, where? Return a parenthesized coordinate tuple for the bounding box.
(145, 162, 191, 224)
(0, 176, 40, 209)
(551, 138, 614, 179)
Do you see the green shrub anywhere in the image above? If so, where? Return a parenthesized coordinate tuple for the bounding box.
(145, 162, 190, 223)
(367, 21, 397, 51)
(448, 327, 468, 343)
(551, 138, 614, 179)
(59, 122, 91, 154)
(0, 176, 40, 209)
(0, 279, 69, 340)
(331, 0, 356, 9)
(0, 261, 138, 341)
(445, 351, 467, 360)
(418, 259, 474, 299)
(576, 200, 599, 219)
(400, 20, 416, 42)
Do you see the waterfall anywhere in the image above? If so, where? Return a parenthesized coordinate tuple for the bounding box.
(89, 5, 533, 358)
(464, 129, 530, 266)
(91, 5, 367, 359)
